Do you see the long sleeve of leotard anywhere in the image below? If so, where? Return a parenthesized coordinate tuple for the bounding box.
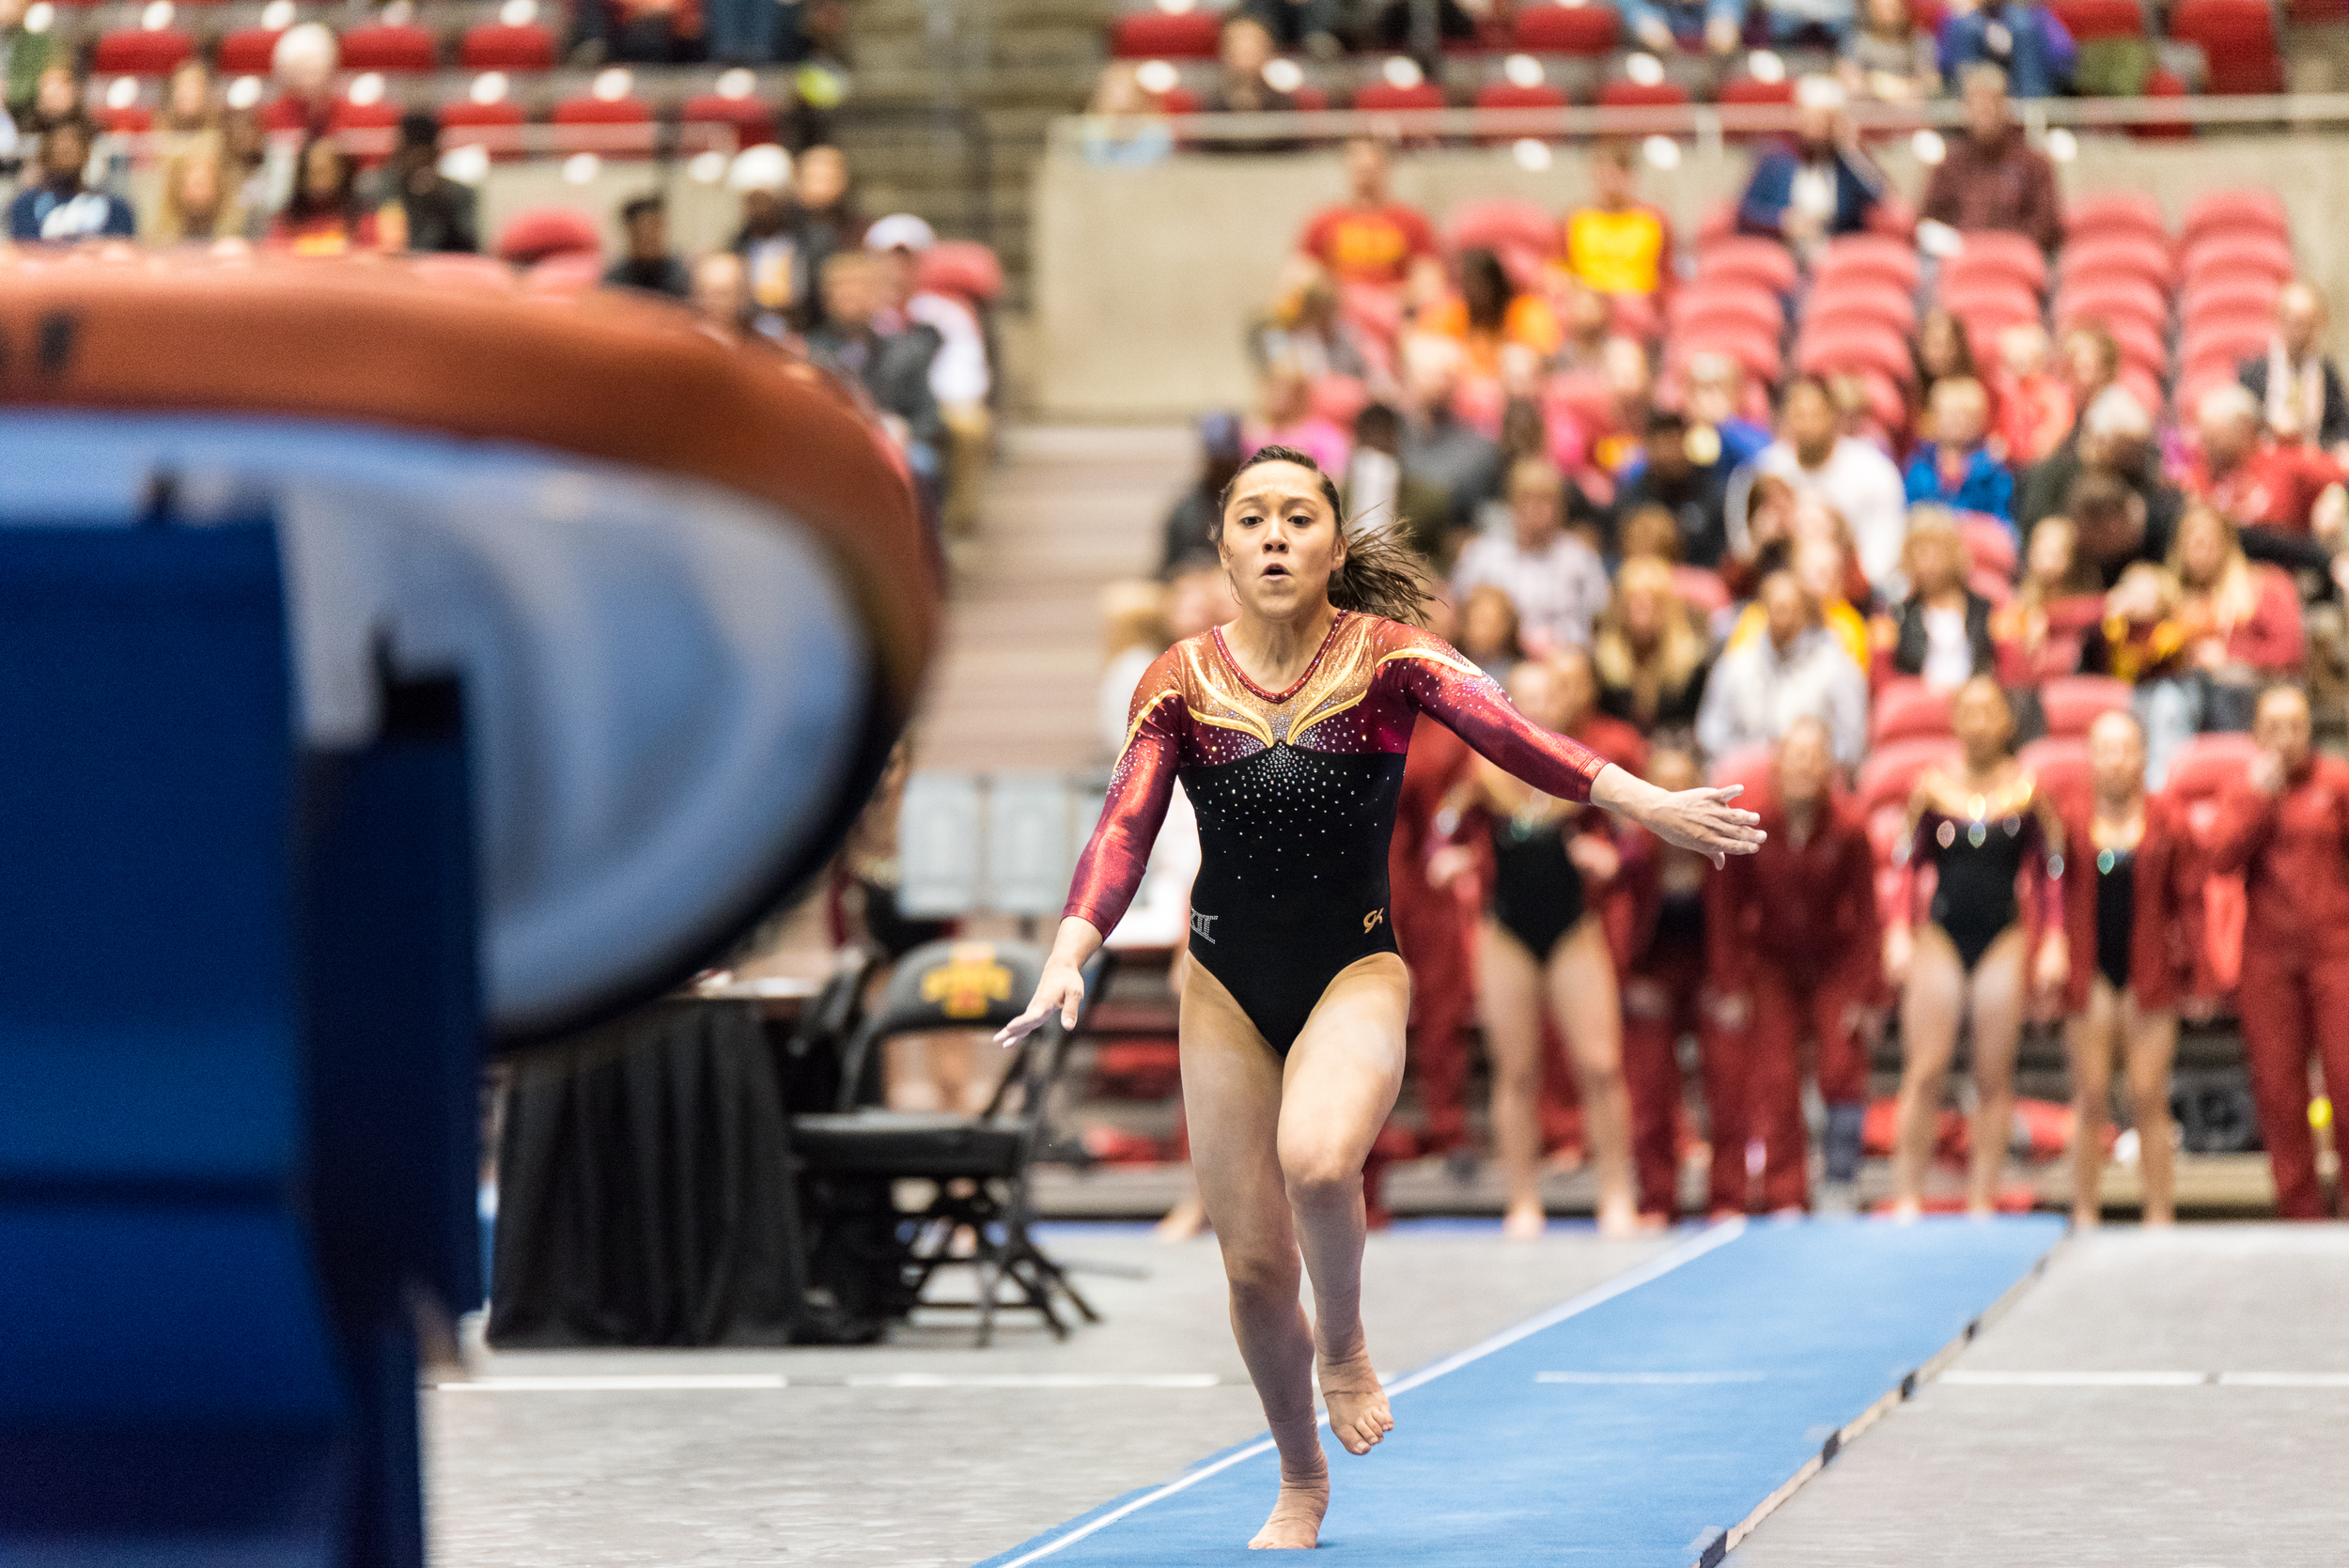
(1381, 631, 1610, 804)
(1063, 659, 1184, 937)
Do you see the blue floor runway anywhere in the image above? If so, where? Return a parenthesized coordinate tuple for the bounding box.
(977, 1217, 2063, 1568)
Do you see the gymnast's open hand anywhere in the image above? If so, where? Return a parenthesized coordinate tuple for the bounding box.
(1594, 768, 1766, 868)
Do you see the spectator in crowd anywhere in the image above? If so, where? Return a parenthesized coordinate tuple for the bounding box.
(1736, 376, 1909, 598)
(1615, 407, 1734, 568)
(1206, 15, 1300, 116)
(1548, 272, 1618, 374)
(221, 107, 271, 230)
(1992, 514, 2106, 681)
(1421, 248, 1561, 380)
(2085, 563, 2196, 780)
(154, 60, 219, 156)
(805, 250, 944, 502)
(1298, 136, 1439, 295)
(1399, 340, 1504, 530)
(781, 144, 863, 329)
(2, 0, 57, 118)
(380, 114, 477, 255)
(7, 118, 135, 242)
(1240, 0, 1346, 54)
(1840, 0, 1940, 101)
(1252, 272, 1377, 390)
(1245, 363, 1351, 476)
(1595, 555, 1712, 734)
(2184, 382, 2348, 577)
(21, 62, 79, 137)
(1922, 64, 2063, 252)
(1344, 402, 1457, 564)
(1909, 306, 1980, 442)
(1735, 79, 1888, 251)
(2019, 385, 2183, 549)
(1724, 529, 1872, 671)
(263, 23, 340, 138)
(2173, 504, 2305, 687)
(1937, 2, 2075, 101)
(1620, 0, 1745, 56)
(867, 213, 995, 536)
(1906, 377, 2015, 521)
(2240, 281, 2349, 458)
(1580, 334, 1661, 485)
(1080, 62, 1174, 169)
(2055, 320, 2121, 419)
(1696, 568, 1870, 767)
(605, 194, 692, 298)
(690, 249, 754, 334)
(1452, 457, 1612, 653)
(268, 136, 377, 255)
(729, 145, 800, 335)
(1562, 142, 1675, 304)
(1097, 579, 1171, 759)
(1684, 350, 1772, 469)
(1997, 322, 2074, 468)
(1457, 582, 1526, 682)
(1159, 411, 1247, 574)
(2211, 685, 2349, 1220)
(2065, 469, 2173, 590)
(1361, 0, 1483, 53)
(148, 142, 246, 245)
(586, 0, 692, 65)
(1889, 512, 1998, 690)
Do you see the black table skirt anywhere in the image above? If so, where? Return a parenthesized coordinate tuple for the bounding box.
(489, 999, 812, 1347)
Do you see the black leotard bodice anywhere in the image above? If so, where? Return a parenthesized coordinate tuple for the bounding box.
(2095, 846, 2136, 991)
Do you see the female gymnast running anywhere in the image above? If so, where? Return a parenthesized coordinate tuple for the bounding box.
(994, 447, 1764, 1550)
(1431, 654, 1640, 1241)
(2061, 709, 2186, 1227)
(1884, 676, 2069, 1218)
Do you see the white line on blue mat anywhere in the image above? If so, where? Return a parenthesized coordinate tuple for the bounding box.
(990, 1219, 1750, 1568)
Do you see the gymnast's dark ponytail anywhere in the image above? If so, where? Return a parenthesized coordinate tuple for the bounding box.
(1212, 444, 1430, 628)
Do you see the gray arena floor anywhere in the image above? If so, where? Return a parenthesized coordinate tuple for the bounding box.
(426, 1223, 1679, 1568)
(1731, 1225, 2349, 1567)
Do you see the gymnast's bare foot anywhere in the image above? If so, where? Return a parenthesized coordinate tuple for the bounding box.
(1317, 1342, 1393, 1455)
(1248, 1456, 1329, 1549)
(1595, 1197, 1643, 1239)
(1501, 1197, 1548, 1241)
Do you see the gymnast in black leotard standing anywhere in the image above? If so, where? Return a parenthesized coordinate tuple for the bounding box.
(993, 446, 1764, 1553)
(1883, 675, 2071, 1219)
(1430, 655, 1639, 1242)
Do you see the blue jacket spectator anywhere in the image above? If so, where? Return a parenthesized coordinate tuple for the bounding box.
(1618, 0, 1748, 54)
(1735, 89, 1888, 243)
(6, 120, 135, 243)
(1905, 376, 2015, 521)
(1939, 0, 2076, 98)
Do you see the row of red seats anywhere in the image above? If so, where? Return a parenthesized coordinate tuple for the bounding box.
(94, 18, 562, 75)
(96, 78, 779, 150)
(1114, 0, 2280, 94)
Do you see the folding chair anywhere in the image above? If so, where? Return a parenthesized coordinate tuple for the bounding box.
(791, 939, 1100, 1345)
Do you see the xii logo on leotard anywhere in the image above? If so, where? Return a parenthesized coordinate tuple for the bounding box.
(1191, 910, 1219, 944)
(1363, 908, 1384, 934)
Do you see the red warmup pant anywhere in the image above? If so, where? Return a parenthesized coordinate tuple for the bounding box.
(1622, 936, 1742, 1219)
(1743, 968, 1868, 1211)
(2233, 952, 2349, 1219)
(1398, 906, 1477, 1154)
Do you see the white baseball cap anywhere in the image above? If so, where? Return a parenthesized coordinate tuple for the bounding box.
(863, 213, 937, 255)
(726, 144, 792, 194)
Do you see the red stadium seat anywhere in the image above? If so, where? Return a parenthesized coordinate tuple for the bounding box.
(1110, 10, 1222, 58)
(1859, 737, 1961, 815)
(2183, 234, 2295, 291)
(1968, 567, 2014, 607)
(2181, 273, 2280, 326)
(2040, 675, 2133, 737)
(2131, 66, 2193, 140)
(497, 206, 601, 265)
(1598, 79, 1688, 109)
(2060, 235, 2172, 293)
(1716, 74, 1794, 140)
(2056, 276, 2167, 336)
(1673, 290, 1782, 342)
(460, 22, 557, 70)
(93, 27, 195, 76)
(440, 99, 527, 157)
(552, 93, 656, 157)
(1512, 2, 1621, 54)
(2080, 314, 2165, 380)
(1693, 197, 1737, 249)
(2168, 0, 2285, 93)
(326, 97, 400, 164)
(217, 26, 283, 74)
(921, 241, 1006, 304)
(1707, 743, 1777, 800)
(1872, 678, 1954, 746)
(1353, 80, 1448, 111)
(2178, 188, 2289, 251)
(681, 93, 778, 147)
(1155, 85, 1202, 115)
(2183, 303, 2277, 351)
(338, 23, 438, 72)
(2180, 320, 2272, 372)
(1695, 237, 1797, 294)
(1474, 80, 1570, 114)
(1945, 232, 2047, 296)
(98, 101, 153, 135)
(1678, 326, 1780, 386)
(2017, 736, 2092, 809)
(1796, 325, 1914, 386)
(1672, 565, 1731, 617)
(2162, 730, 2262, 803)
(2050, 0, 2144, 38)
(1817, 236, 1921, 293)
(2065, 190, 2166, 246)
(1803, 279, 1915, 332)
(1959, 515, 2017, 579)
(1940, 278, 2038, 321)
(1448, 198, 1558, 258)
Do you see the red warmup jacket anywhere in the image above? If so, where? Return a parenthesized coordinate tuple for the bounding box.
(2209, 756, 2349, 970)
(1706, 796, 1882, 1001)
(2058, 793, 2193, 1015)
(1389, 717, 1477, 938)
(1567, 711, 1650, 970)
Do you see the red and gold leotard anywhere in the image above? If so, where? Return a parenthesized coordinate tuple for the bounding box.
(1066, 611, 1611, 1052)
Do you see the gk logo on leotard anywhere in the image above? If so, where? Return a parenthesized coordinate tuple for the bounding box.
(1191, 910, 1218, 944)
(1363, 908, 1384, 934)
